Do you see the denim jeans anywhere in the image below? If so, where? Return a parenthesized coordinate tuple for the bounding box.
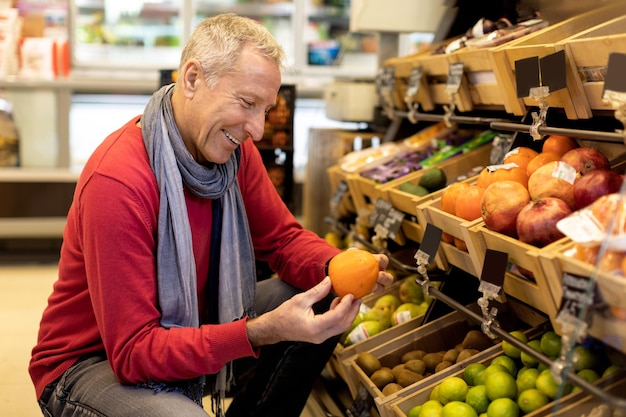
(38, 278, 339, 417)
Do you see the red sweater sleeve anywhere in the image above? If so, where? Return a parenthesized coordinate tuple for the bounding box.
(238, 140, 341, 290)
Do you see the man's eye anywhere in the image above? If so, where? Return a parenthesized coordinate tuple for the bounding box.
(241, 99, 253, 108)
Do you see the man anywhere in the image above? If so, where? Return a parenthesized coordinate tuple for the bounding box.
(29, 13, 392, 417)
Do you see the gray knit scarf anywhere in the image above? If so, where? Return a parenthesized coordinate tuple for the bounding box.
(141, 84, 256, 413)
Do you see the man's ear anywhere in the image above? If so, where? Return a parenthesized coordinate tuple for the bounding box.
(179, 59, 203, 98)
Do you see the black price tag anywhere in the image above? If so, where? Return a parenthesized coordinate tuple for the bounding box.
(515, 51, 567, 98)
(478, 249, 507, 296)
(603, 52, 626, 96)
(446, 62, 464, 94)
(558, 272, 597, 323)
(515, 56, 540, 98)
(329, 180, 349, 213)
(406, 66, 424, 99)
(369, 198, 404, 241)
(540, 50, 567, 92)
(418, 223, 442, 263)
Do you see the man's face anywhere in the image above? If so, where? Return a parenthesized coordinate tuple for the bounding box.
(180, 47, 281, 165)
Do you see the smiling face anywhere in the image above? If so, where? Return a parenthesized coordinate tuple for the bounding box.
(172, 45, 282, 165)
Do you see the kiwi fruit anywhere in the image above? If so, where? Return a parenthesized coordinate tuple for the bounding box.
(370, 367, 395, 389)
(355, 352, 382, 377)
(443, 348, 459, 363)
(382, 382, 403, 396)
(401, 349, 427, 363)
(396, 369, 424, 387)
(422, 352, 445, 372)
(435, 360, 454, 372)
(456, 348, 480, 363)
(404, 359, 426, 375)
(392, 364, 406, 381)
(462, 330, 493, 351)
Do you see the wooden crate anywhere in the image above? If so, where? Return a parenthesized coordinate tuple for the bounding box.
(350, 304, 547, 417)
(416, 186, 484, 277)
(327, 165, 358, 217)
(389, 343, 626, 417)
(538, 241, 626, 354)
(490, 2, 626, 119)
(329, 277, 429, 397)
(467, 223, 569, 319)
(560, 15, 626, 113)
(383, 38, 474, 113)
(450, 20, 549, 110)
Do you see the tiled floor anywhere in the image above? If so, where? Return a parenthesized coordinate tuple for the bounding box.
(0, 262, 350, 417)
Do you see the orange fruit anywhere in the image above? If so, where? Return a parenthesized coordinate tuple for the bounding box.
(477, 165, 528, 189)
(328, 249, 379, 299)
(503, 147, 539, 171)
(542, 135, 579, 156)
(455, 184, 485, 221)
(441, 182, 471, 214)
(526, 152, 561, 177)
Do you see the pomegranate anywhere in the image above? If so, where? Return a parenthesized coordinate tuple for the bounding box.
(561, 146, 610, 175)
(528, 161, 577, 209)
(573, 169, 623, 209)
(516, 197, 572, 247)
(481, 180, 530, 238)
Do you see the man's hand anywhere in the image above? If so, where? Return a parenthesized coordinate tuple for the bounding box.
(246, 277, 360, 347)
(370, 253, 394, 295)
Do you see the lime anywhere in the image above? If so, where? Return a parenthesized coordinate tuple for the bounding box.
(535, 369, 572, 400)
(517, 388, 549, 414)
(516, 367, 539, 393)
(539, 331, 562, 358)
(487, 397, 520, 417)
(429, 385, 440, 402)
(442, 401, 478, 417)
(466, 385, 489, 414)
(602, 364, 622, 378)
(520, 340, 542, 368)
(438, 376, 469, 404)
(502, 331, 528, 359)
(476, 364, 509, 386)
(577, 369, 600, 384)
(485, 371, 517, 400)
(420, 400, 444, 417)
(491, 355, 517, 376)
(571, 345, 598, 372)
(464, 363, 487, 386)
(407, 405, 421, 417)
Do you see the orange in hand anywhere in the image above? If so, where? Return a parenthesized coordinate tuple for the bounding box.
(328, 249, 379, 299)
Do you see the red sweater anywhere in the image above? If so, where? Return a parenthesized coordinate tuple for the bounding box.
(29, 117, 340, 399)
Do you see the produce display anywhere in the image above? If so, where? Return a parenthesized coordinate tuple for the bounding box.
(358, 129, 495, 185)
(401, 330, 623, 417)
(476, 135, 621, 247)
(354, 329, 494, 395)
(339, 276, 434, 347)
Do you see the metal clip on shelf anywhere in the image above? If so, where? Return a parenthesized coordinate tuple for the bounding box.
(490, 121, 626, 144)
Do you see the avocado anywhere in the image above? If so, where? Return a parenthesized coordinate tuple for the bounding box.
(419, 167, 447, 192)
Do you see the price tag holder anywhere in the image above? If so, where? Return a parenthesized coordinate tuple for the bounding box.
(329, 180, 349, 217)
(445, 62, 464, 95)
(376, 66, 396, 117)
(406, 66, 424, 101)
(369, 198, 404, 241)
(556, 272, 598, 326)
